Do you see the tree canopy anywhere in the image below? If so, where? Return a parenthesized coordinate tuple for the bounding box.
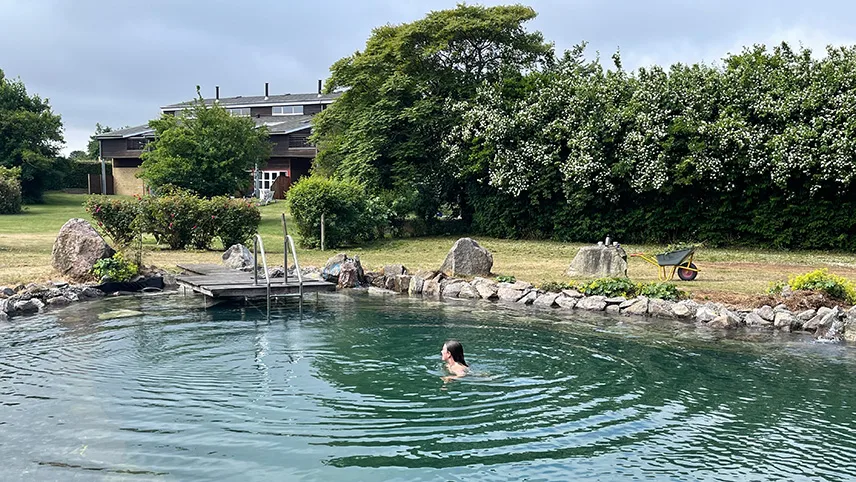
(140, 90, 271, 197)
(311, 4, 553, 220)
(0, 68, 63, 202)
(87, 123, 114, 159)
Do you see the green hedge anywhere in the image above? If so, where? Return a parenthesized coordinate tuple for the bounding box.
(286, 176, 378, 249)
(0, 166, 22, 214)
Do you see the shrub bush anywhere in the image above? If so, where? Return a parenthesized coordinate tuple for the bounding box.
(287, 176, 374, 249)
(84, 195, 140, 245)
(0, 166, 22, 214)
(577, 277, 637, 298)
(638, 282, 685, 301)
(539, 281, 575, 292)
(788, 269, 856, 304)
(139, 190, 204, 250)
(92, 252, 138, 282)
(210, 196, 261, 248)
(496, 275, 517, 284)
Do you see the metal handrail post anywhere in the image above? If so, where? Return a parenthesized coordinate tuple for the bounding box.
(281, 213, 288, 286)
(253, 234, 271, 313)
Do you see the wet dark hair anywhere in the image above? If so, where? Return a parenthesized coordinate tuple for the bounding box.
(444, 340, 468, 367)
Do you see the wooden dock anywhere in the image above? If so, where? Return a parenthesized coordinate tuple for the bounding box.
(176, 263, 336, 300)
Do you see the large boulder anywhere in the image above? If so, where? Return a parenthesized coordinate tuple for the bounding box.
(322, 253, 364, 285)
(439, 238, 493, 277)
(565, 244, 628, 278)
(222, 244, 253, 270)
(51, 218, 115, 281)
(337, 260, 363, 289)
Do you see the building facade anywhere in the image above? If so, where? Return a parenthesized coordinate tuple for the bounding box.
(96, 83, 339, 198)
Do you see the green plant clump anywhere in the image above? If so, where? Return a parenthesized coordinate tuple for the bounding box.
(577, 277, 637, 298)
(788, 269, 856, 304)
(92, 252, 138, 282)
(495, 275, 517, 283)
(0, 166, 22, 214)
(286, 176, 376, 249)
(539, 281, 575, 292)
(638, 282, 685, 301)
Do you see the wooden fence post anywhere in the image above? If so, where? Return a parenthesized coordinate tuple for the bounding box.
(321, 213, 325, 251)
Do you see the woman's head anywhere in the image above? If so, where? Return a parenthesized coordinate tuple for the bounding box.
(442, 340, 468, 366)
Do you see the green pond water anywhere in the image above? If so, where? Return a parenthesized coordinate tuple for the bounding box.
(2, 292, 856, 481)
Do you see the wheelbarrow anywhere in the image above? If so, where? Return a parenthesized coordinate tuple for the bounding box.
(630, 248, 699, 281)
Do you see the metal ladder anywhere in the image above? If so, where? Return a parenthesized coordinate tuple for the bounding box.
(251, 213, 304, 312)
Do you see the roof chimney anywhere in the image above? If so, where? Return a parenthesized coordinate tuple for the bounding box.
(215, 85, 220, 103)
(264, 82, 269, 100)
(318, 79, 322, 96)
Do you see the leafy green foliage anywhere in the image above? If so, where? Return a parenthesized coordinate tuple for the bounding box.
(140, 89, 271, 197)
(576, 277, 637, 298)
(495, 275, 517, 283)
(92, 252, 138, 282)
(209, 197, 261, 248)
(0, 69, 64, 202)
(788, 269, 856, 304)
(312, 4, 552, 224)
(286, 176, 376, 249)
(637, 282, 685, 301)
(84, 195, 140, 246)
(87, 123, 113, 160)
(0, 166, 22, 214)
(539, 281, 575, 292)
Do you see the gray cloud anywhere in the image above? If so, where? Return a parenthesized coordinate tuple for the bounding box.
(1, 0, 854, 154)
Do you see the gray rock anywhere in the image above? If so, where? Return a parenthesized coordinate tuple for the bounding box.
(46, 296, 72, 306)
(80, 287, 104, 298)
(708, 314, 738, 329)
(498, 281, 533, 291)
(577, 295, 607, 311)
(0, 298, 10, 314)
(773, 304, 789, 312)
(383, 264, 407, 277)
(51, 218, 115, 281)
(695, 306, 719, 323)
(533, 293, 559, 308)
(408, 275, 425, 295)
(722, 308, 743, 326)
(671, 303, 692, 319)
(14, 298, 44, 314)
(621, 297, 649, 316)
(843, 307, 856, 343)
(51, 281, 69, 289)
(439, 238, 493, 277)
(677, 300, 700, 314)
(774, 311, 796, 330)
(817, 316, 846, 343)
(368, 286, 397, 295)
(394, 275, 411, 294)
(565, 245, 628, 278)
(619, 298, 637, 310)
(337, 260, 363, 289)
(517, 291, 538, 305)
(0, 311, 6, 322)
(322, 253, 365, 284)
(0, 286, 14, 297)
(383, 276, 396, 291)
(222, 244, 254, 270)
(756, 305, 775, 322)
(471, 279, 498, 300)
(606, 305, 620, 314)
(744, 312, 772, 327)
(648, 299, 675, 318)
(562, 289, 584, 299)
(796, 309, 817, 322)
(423, 279, 441, 299)
(497, 287, 526, 302)
(605, 296, 627, 305)
(814, 307, 841, 333)
(555, 295, 578, 309)
(457, 284, 480, 300)
(267, 266, 285, 278)
(442, 281, 466, 299)
(804, 307, 834, 331)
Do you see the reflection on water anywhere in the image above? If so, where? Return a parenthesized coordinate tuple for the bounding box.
(1, 292, 855, 481)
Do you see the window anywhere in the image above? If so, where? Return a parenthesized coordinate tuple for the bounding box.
(228, 108, 251, 116)
(256, 170, 289, 190)
(272, 105, 304, 116)
(126, 138, 149, 150)
(288, 133, 311, 148)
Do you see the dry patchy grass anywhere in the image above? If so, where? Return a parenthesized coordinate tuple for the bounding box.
(2, 192, 856, 300)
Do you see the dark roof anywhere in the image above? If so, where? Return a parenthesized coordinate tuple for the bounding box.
(96, 115, 314, 140)
(161, 91, 342, 110)
(95, 124, 154, 139)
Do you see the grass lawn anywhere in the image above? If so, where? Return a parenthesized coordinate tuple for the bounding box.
(2, 192, 856, 302)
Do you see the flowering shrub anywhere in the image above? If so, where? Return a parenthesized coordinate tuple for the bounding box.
(84, 195, 140, 245)
(209, 196, 261, 248)
(787, 269, 856, 304)
(138, 190, 202, 250)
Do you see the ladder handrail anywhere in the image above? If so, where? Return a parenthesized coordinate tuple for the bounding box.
(285, 234, 304, 299)
(252, 234, 271, 313)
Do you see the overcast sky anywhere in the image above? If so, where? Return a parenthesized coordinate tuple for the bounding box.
(1, 0, 854, 155)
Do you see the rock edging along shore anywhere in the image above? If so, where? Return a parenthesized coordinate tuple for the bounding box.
(331, 264, 856, 344)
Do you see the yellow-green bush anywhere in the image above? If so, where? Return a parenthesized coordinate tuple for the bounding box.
(788, 269, 856, 304)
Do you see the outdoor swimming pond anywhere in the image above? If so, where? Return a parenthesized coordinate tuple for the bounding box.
(2, 292, 855, 481)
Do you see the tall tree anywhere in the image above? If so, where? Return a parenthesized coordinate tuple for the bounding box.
(0, 68, 64, 202)
(86, 123, 113, 159)
(140, 89, 271, 197)
(68, 150, 88, 161)
(311, 4, 553, 220)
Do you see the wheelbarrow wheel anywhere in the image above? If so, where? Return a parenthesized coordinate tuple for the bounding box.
(677, 263, 698, 281)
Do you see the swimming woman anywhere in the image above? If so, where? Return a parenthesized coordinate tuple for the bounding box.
(441, 340, 469, 380)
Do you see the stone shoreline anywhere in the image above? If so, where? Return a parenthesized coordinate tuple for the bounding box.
(342, 265, 856, 344)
